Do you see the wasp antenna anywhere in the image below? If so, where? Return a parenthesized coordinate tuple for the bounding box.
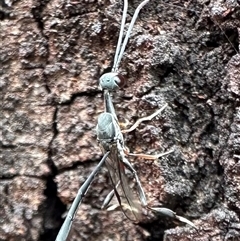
(113, 0, 128, 72)
(113, 0, 150, 72)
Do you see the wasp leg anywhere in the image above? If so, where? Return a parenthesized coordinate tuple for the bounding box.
(122, 103, 168, 133)
(127, 149, 174, 160)
(149, 207, 197, 229)
(120, 155, 148, 207)
(101, 182, 120, 209)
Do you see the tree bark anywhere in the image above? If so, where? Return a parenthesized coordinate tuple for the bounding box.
(1, 0, 240, 240)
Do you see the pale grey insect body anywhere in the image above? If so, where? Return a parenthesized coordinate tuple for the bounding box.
(96, 112, 124, 149)
(55, 1, 198, 240)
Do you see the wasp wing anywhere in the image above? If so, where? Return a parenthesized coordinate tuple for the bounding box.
(104, 142, 143, 222)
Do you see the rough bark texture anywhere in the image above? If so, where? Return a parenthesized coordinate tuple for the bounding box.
(1, 0, 240, 241)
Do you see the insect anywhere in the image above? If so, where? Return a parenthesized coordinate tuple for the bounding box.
(56, 0, 197, 240)
(56, 1, 153, 239)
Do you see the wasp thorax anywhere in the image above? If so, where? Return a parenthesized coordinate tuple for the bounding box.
(99, 72, 126, 91)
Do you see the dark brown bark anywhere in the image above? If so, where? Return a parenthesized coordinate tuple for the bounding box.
(1, 0, 240, 240)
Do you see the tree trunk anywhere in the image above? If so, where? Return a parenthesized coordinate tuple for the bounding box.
(1, 0, 239, 240)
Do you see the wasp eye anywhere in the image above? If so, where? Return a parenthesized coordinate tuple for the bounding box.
(114, 74, 126, 88)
